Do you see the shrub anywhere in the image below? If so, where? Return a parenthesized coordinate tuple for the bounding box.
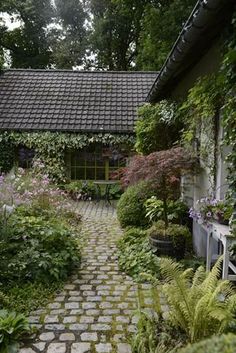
(117, 227, 160, 280)
(145, 197, 189, 225)
(177, 334, 236, 353)
(0, 212, 80, 283)
(117, 182, 157, 227)
(0, 309, 31, 353)
(159, 258, 236, 343)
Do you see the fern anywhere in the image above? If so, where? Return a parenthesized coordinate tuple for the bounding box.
(160, 257, 236, 343)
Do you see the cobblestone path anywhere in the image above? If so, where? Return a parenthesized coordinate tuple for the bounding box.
(21, 204, 155, 353)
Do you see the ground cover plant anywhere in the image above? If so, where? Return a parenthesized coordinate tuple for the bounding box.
(0, 162, 82, 326)
(117, 227, 160, 280)
(0, 309, 32, 353)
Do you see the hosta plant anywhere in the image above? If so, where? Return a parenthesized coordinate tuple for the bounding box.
(0, 310, 31, 353)
(160, 258, 236, 343)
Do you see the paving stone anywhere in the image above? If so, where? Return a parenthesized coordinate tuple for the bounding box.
(69, 291, 81, 296)
(54, 296, 65, 302)
(20, 349, 36, 353)
(87, 296, 102, 302)
(59, 333, 75, 341)
(80, 285, 93, 290)
(63, 316, 77, 323)
(98, 316, 112, 323)
(99, 302, 113, 309)
(45, 324, 65, 330)
(117, 343, 132, 353)
(33, 342, 46, 351)
(95, 343, 112, 352)
(103, 309, 120, 315)
(80, 316, 95, 323)
(69, 324, 88, 330)
(70, 309, 84, 315)
(82, 302, 97, 309)
(47, 343, 66, 353)
(113, 334, 126, 342)
(50, 309, 66, 315)
(44, 315, 59, 324)
(86, 309, 100, 316)
(39, 332, 55, 341)
(71, 343, 91, 353)
(116, 316, 130, 323)
(81, 332, 98, 341)
(28, 316, 40, 323)
(91, 324, 111, 331)
(68, 296, 83, 302)
(65, 302, 79, 309)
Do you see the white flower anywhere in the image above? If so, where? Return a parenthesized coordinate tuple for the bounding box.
(2, 204, 15, 214)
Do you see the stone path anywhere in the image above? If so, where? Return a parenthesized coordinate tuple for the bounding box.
(21, 203, 155, 353)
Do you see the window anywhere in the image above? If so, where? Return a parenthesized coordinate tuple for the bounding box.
(18, 146, 35, 169)
(70, 145, 127, 180)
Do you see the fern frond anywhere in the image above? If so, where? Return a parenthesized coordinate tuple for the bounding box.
(201, 257, 223, 292)
(191, 266, 206, 288)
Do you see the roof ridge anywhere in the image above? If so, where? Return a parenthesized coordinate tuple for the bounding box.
(3, 69, 159, 74)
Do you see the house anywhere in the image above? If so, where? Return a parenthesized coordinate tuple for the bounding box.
(146, 0, 235, 256)
(0, 69, 157, 180)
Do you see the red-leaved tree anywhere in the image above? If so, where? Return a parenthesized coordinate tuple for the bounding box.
(122, 147, 196, 227)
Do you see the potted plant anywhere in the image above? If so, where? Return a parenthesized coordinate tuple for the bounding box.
(189, 197, 233, 226)
(122, 147, 195, 259)
(148, 221, 190, 260)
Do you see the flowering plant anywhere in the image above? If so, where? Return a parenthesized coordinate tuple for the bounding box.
(189, 197, 233, 226)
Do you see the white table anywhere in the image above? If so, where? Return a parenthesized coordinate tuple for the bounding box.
(205, 221, 236, 280)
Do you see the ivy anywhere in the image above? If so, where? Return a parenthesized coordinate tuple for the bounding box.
(0, 131, 135, 182)
(178, 10, 236, 210)
(135, 100, 182, 155)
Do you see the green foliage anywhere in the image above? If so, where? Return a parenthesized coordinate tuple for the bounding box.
(132, 311, 186, 353)
(89, 0, 148, 70)
(117, 182, 157, 228)
(135, 101, 182, 155)
(177, 334, 236, 353)
(136, 0, 196, 70)
(0, 0, 54, 68)
(145, 197, 189, 225)
(148, 221, 191, 241)
(0, 211, 80, 283)
(0, 309, 31, 353)
(0, 282, 63, 315)
(0, 131, 134, 182)
(0, 140, 14, 174)
(221, 13, 236, 202)
(159, 258, 236, 343)
(117, 227, 160, 280)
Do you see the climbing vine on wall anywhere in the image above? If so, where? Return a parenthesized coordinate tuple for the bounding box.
(178, 73, 224, 191)
(178, 10, 236, 204)
(0, 131, 135, 182)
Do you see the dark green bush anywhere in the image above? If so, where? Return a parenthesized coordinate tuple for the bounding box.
(117, 182, 157, 227)
(0, 212, 80, 283)
(177, 334, 236, 353)
(117, 227, 160, 280)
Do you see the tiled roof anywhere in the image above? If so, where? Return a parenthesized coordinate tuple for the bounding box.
(0, 69, 158, 133)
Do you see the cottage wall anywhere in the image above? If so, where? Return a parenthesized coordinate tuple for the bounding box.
(170, 40, 229, 256)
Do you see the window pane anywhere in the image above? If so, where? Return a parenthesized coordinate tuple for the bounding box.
(96, 168, 106, 180)
(86, 168, 96, 180)
(85, 152, 95, 167)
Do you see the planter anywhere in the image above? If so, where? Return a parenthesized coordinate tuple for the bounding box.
(149, 234, 185, 260)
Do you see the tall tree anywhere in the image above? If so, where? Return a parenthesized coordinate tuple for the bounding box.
(89, 0, 152, 70)
(136, 0, 196, 70)
(0, 0, 54, 68)
(50, 0, 88, 69)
